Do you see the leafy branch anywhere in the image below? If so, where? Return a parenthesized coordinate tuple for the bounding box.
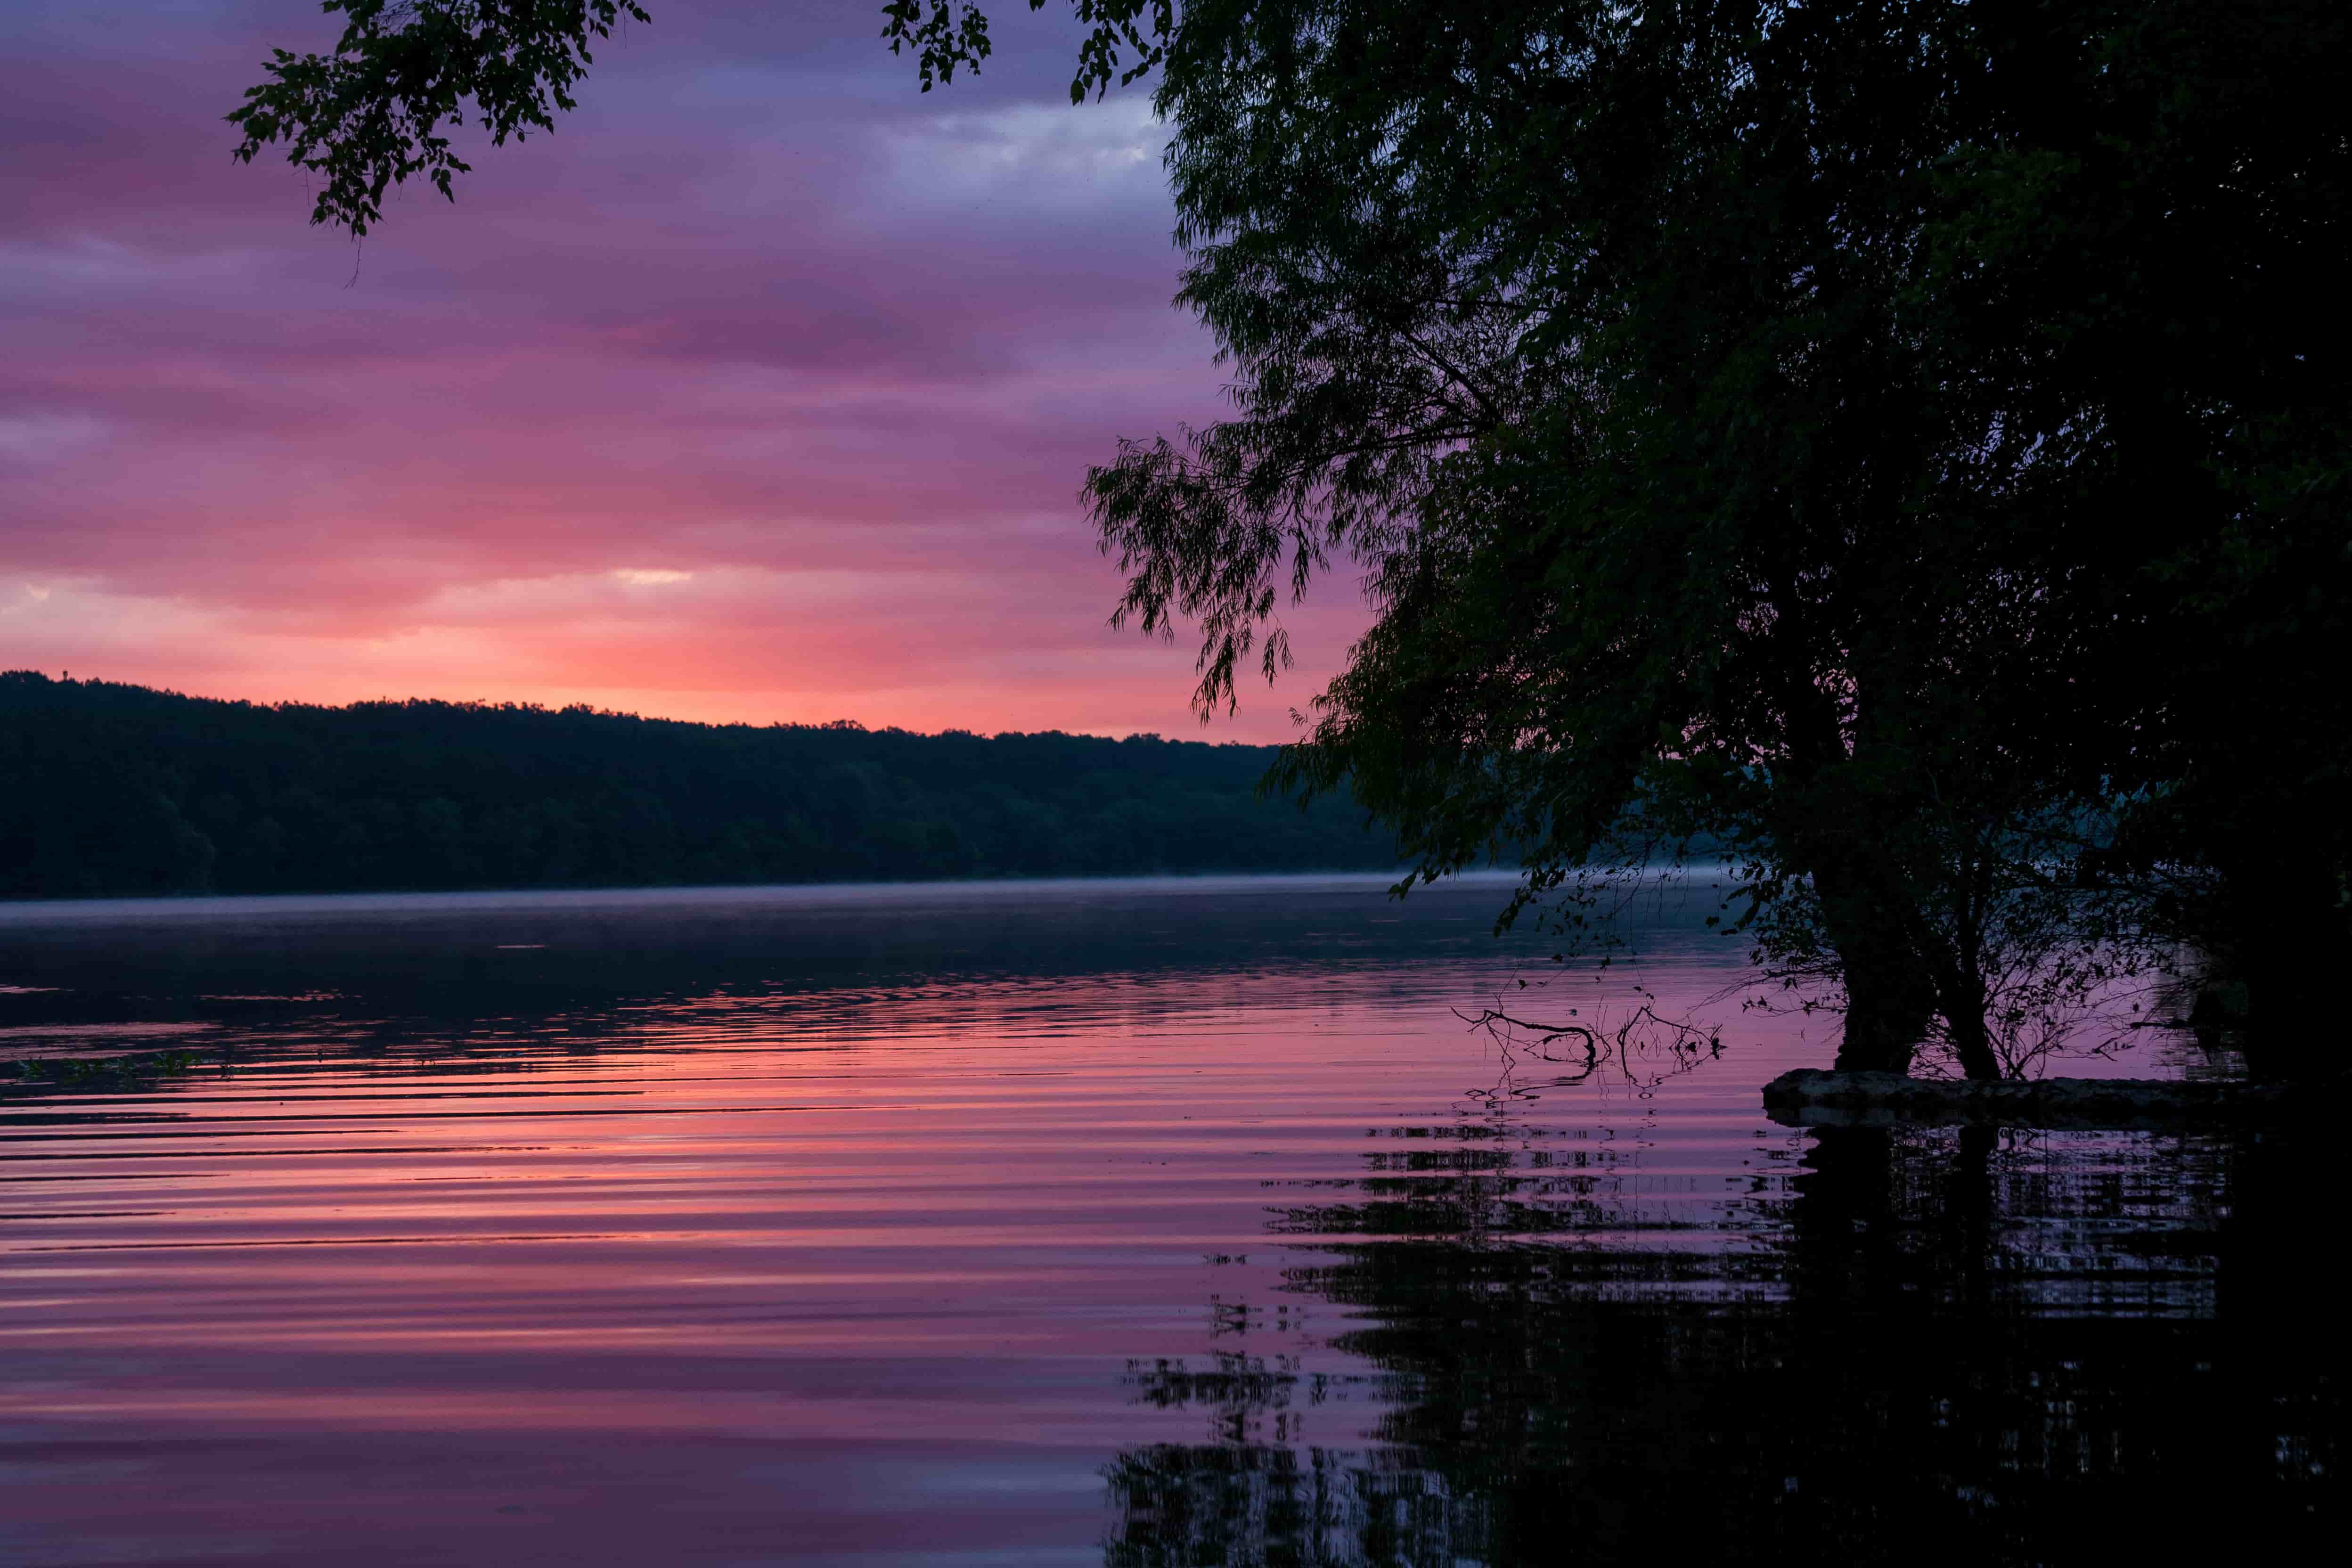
(883, 1, 1172, 102)
(229, 2, 653, 236)
(235, 3, 1181, 235)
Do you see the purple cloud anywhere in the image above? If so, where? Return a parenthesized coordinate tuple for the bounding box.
(0, 1, 1365, 739)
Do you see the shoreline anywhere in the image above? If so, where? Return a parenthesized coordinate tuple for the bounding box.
(1763, 1067, 2293, 1130)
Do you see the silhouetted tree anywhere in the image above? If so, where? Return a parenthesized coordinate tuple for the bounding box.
(1085, 1, 2347, 1076)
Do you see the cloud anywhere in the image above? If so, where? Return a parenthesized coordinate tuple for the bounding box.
(0, 2, 1364, 740)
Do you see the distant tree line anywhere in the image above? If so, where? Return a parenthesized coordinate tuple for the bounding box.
(0, 673, 1404, 899)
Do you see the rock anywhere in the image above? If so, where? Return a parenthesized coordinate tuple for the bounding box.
(1760, 1067, 2295, 1130)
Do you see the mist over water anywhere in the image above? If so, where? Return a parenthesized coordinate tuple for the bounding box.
(0, 876, 2331, 1563)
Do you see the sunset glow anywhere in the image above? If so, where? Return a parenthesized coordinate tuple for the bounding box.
(0, 2, 1363, 737)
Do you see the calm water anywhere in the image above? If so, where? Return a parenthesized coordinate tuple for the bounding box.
(0, 876, 2332, 1564)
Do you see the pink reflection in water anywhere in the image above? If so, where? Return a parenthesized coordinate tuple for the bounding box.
(0, 879, 2225, 1564)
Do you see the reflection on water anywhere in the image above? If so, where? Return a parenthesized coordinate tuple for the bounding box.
(0, 877, 2332, 1563)
(1111, 1124, 2336, 1563)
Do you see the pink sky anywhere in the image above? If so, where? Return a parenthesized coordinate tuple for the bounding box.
(0, 1, 1365, 740)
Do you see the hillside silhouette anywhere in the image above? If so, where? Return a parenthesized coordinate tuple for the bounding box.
(0, 672, 1401, 899)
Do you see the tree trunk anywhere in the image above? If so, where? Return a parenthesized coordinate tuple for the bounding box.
(1813, 857, 1938, 1075)
(2224, 849, 2348, 1083)
(1942, 1003, 2004, 1083)
(1935, 953, 2003, 1082)
(1834, 952, 1936, 1074)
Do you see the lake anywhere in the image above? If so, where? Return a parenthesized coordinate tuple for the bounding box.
(0, 875, 2333, 1563)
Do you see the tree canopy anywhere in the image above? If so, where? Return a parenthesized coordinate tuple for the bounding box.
(1088, 1, 2347, 1077)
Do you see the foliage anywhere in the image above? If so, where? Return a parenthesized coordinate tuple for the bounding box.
(0, 672, 1398, 899)
(883, 0, 1171, 99)
(231, 1, 1176, 232)
(229, 2, 652, 236)
(1081, 1, 2348, 1076)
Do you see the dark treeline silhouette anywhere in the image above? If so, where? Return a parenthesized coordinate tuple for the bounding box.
(0, 672, 1402, 899)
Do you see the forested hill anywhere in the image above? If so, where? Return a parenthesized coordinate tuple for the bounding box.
(0, 672, 1401, 900)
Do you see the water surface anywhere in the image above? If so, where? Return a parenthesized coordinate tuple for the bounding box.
(0, 876, 2331, 1563)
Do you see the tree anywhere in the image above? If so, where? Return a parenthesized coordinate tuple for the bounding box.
(1092, 3, 2123, 1075)
(1087, 1, 2347, 1078)
(233, 3, 2351, 1079)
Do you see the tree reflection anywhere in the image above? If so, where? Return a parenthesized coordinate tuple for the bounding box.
(1107, 1118, 2339, 1562)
